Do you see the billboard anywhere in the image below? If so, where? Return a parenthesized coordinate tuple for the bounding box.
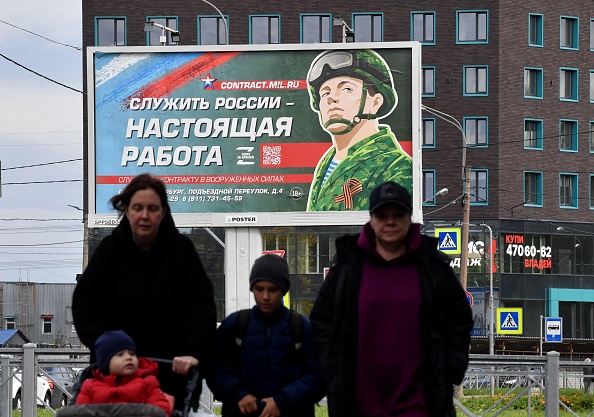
(87, 43, 422, 227)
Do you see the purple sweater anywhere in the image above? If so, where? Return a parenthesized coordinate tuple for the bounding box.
(355, 223, 429, 417)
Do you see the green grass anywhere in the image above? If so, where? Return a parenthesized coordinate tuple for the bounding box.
(19, 405, 328, 417)
(19, 392, 594, 417)
(457, 388, 594, 417)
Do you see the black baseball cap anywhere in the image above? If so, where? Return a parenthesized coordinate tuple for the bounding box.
(369, 181, 412, 213)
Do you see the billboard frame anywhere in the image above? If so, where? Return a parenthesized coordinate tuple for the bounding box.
(86, 42, 422, 228)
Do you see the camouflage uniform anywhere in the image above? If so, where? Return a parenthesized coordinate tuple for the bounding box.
(307, 126, 412, 211)
(306, 49, 412, 211)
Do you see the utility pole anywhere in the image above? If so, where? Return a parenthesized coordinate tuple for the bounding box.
(421, 105, 469, 289)
(460, 165, 471, 290)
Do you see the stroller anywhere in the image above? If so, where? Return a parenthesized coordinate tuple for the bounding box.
(56, 362, 204, 417)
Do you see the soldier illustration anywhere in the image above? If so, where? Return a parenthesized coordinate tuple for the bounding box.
(306, 49, 413, 211)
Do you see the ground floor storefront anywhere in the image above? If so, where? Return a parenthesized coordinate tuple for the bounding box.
(88, 219, 594, 351)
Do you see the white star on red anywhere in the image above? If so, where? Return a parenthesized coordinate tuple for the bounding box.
(201, 74, 216, 89)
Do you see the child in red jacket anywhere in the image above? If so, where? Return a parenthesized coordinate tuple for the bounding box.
(75, 330, 175, 416)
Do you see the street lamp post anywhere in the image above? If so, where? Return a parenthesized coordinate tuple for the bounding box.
(422, 105, 470, 289)
(479, 222, 495, 396)
(423, 105, 469, 399)
(480, 223, 494, 354)
(200, 0, 229, 44)
(333, 17, 355, 43)
(144, 21, 180, 45)
(423, 187, 449, 204)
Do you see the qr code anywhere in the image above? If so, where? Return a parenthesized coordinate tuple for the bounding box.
(262, 145, 282, 165)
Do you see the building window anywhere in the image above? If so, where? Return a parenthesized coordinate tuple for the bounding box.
(524, 118, 543, 150)
(262, 232, 321, 274)
(524, 171, 543, 206)
(5, 317, 15, 330)
(559, 119, 578, 152)
(464, 117, 488, 146)
(422, 170, 436, 206)
(41, 316, 53, 335)
(198, 15, 228, 45)
(524, 67, 543, 99)
(560, 68, 578, 101)
(590, 175, 594, 209)
(591, 19, 594, 51)
(560, 16, 579, 50)
(464, 65, 487, 96)
(411, 12, 435, 45)
(470, 169, 488, 205)
(422, 67, 435, 97)
(590, 121, 594, 153)
(422, 118, 435, 148)
(146, 17, 178, 46)
(529, 13, 544, 47)
(95, 17, 125, 46)
(559, 173, 578, 208)
(353, 13, 383, 42)
(301, 14, 330, 43)
(250, 15, 280, 44)
(590, 71, 594, 102)
(457, 11, 488, 43)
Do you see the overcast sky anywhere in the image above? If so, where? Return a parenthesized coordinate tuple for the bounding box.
(0, 0, 83, 283)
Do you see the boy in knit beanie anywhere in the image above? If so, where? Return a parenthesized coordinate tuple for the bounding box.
(208, 254, 324, 417)
(75, 330, 174, 416)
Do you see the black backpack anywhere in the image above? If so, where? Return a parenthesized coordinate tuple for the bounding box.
(234, 309, 304, 352)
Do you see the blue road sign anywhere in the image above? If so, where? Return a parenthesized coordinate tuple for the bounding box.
(545, 317, 563, 342)
(435, 228, 460, 254)
(497, 308, 522, 334)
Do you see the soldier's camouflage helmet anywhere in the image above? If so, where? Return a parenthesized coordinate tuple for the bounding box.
(307, 49, 398, 119)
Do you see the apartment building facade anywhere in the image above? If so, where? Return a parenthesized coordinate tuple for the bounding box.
(81, 1, 594, 350)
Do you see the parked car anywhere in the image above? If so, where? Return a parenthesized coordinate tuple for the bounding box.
(463, 367, 491, 389)
(41, 366, 81, 409)
(499, 366, 545, 388)
(11, 371, 53, 410)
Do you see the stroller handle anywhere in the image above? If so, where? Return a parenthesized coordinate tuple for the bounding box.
(182, 366, 200, 417)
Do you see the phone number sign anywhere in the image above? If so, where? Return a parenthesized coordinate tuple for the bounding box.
(504, 234, 552, 271)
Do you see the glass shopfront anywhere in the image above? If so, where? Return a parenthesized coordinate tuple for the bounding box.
(89, 220, 594, 339)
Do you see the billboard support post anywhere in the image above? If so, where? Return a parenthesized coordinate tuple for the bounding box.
(224, 228, 262, 315)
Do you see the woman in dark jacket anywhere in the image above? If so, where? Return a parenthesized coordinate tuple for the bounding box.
(72, 174, 217, 410)
(310, 181, 473, 417)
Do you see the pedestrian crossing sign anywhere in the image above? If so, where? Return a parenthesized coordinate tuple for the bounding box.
(435, 227, 461, 254)
(497, 308, 523, 334)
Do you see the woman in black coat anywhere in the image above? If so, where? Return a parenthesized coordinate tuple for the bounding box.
(72, 174, 217, 410)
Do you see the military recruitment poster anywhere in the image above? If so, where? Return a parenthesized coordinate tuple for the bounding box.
(87, 43, 422, 227)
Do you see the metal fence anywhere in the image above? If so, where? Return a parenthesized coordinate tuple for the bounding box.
(460, 352, 591, 417)
(0, 346, 589, 417)
(0, 344, 215, 417)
